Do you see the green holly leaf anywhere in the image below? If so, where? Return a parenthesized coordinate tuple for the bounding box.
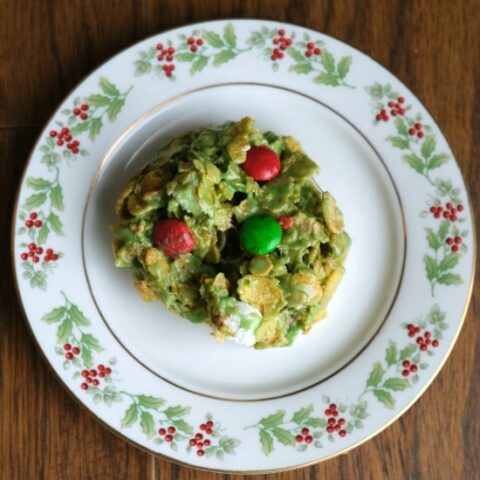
(366, 362, 385, 387)
(70, 121, 90, 136)
(289, 62, 314, 74)
(89, 117, 103, 141)
(172, 418, 193, 435)
(438, 220, 450, 241)
(163, 405, 190, 418)
(337, 56, 352, 78)
(403, 153, 425, 174)
(223, 23, 237, 48)
(137, 395, 165, 410)
(305, 417, 326, 428)
(87, 94, 111, 107)
(399, 344, 417, 361)
(385, 340, 398, 365)
(426, 228, 442, 250)
(37, 223, 50, 244)
(50, 185, 64, 211)
(439, 253, 460, 272)
(288, 47, 305, 62)
(247, 31, 266, 47)
(373, 389, 395, 409)
(320, 50, 335, 73)
(260, 410, 285, 429)
(107, 98, 125, 121)
(99, 77, 120, 97)
(259, 429, 274, 456)
(134, 60, 152, 76)
(219, 437, 240, 453)
(175, 52, 196, 62)
(213, 49, 236, 66)
(387, 135, 410, 149)
(190, 55, 209, 74)
(424, 254, 438, 281)
(291, 405, 314, 424)
(383, 378, 410, 391)
(139, 411, 155, 437)
(57, 317, 73, 342)
(428, 153, 449, 170)
(314, 73, 339, 86)
(80, 333, 103, 351)
(30, 271, 47, 290)
(23, 192, 47, 210)
(81, 346, 93, 369)
(27, 177, 50, 190)
(272, 427, 295, 446)
(47, 212, 64, 235)
(121, 403, 139, 427)
(366, 82, 383, 99)
(395, 117, 408, 136)
(203, 30, 224, 48)
(438, 273, 462, 285)
(69, 304, 90, 326)
(421, 135, 436, 159)
(42, 307, 67, 324)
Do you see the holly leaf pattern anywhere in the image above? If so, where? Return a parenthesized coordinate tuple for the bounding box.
(260, 410, 285, 429)
(373, 389, 395, 409)
(366, 362, 384, 387)
(259, 429, 274, 455)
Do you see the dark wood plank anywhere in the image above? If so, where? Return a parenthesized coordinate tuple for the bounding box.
(0, 129, 154, 479)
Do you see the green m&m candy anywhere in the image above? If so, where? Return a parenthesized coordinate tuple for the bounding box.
(240, 215, 283, 255)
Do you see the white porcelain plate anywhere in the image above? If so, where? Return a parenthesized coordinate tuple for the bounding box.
(13, 20, 475, 473)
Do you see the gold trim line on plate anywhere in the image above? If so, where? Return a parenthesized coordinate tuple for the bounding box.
(81, 81, 407, 402)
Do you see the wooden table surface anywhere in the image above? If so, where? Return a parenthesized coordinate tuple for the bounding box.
(1, 1, 478, 478)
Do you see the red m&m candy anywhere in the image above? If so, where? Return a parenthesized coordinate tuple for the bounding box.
(153, 219, 195, 258)
(241, 146, 281, 181)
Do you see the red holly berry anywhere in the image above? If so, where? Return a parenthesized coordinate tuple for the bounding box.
(295, 434, 303, 443)
(167, 426, 176, 434)
(457, 204, 464, 212)
(57, 139, 64, 146)
(313, 47, 321, 55)
(402, 369, 410, 377)
(306, 42, 315, 49)
(305, 435, 313, 444)
(278, 28, 286, 36)
(190, 45, 198, 52)
(398, 96, 405, 103)
(65, 352, 73, 360)
(197, 450, 204, 457)
(34, 246, 43, 255)
(80, 113, 88, 120)
(391, 110, 398, 116)
(446, 202, 453, 209)
(417, 131, 425, 139)
(187, 37, 195, 45)
(72, 347, 80, 355)
(28, 251, 35, 258)
(415, 123, 422, 130)
(166, 54, 173, 61)
(203, 439, 211, 446)
(414, 326, 420, 334)
(157, 42, 164, 49)
(159, 428, 166, 435)
(197, 442, 204, 448)
(73, 108, 81, 115)
(375, 113, 382, 121)
(153, 219, 195, 258)
(51, 254, 59, 261)
(452, 245, 459, 253)
(402, 360, 411, 368)
(98, 364, 105, 371)
(420, 345, 428, 351)
(270, 54, 277, 61)
(195, 433, 203, 440)
(327, 426, 334, 433)
(34, 220, 42, 228)
(189, 438, 196, 446)
(81, 103, 89, 111)
(81, 370, 89, 377)
(105, 367, 112, 374)
(165, 434, 173, 442)
(339, 430, 347, 437)
(206, 420, 214, 428)
(196, 38, 203, 46)
(92, 379, 99, 387)
(450, 214, 458, 222)
(242, 146, 281, 181)
(416, 337, 424, 345)
(432, 340, 439, 347)
(98, 372, 105, 378)
(29, 212, 38, 220)
(20, 253, 28, 260)
(80, 383, 88, 390)
(89, 369, 97, 377)
(454, 236, 462, 244)
(46, 248, 53, 256)
(64, 343, 71, 351)
(446, 237, 454, 245)
(410, 364, 418, 372)
(49, 130, 57, 137)
(301, 427, 310, 436)
(157, 54, 164, 61)
(286, 38, 292, 46)
(408, 128, 416, 135)
(338, 418, 346, 426)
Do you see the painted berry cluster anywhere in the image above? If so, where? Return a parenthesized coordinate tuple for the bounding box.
(133, 23, 354, 88)
(17, 78, 131, 289)
(42, 295, 240, 459)
(252, 305, 447, 454)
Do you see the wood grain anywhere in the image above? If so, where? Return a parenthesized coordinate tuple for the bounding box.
(1, 1, 478, 479)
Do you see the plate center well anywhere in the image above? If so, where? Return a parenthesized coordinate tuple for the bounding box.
(83, 83, 405, 401)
